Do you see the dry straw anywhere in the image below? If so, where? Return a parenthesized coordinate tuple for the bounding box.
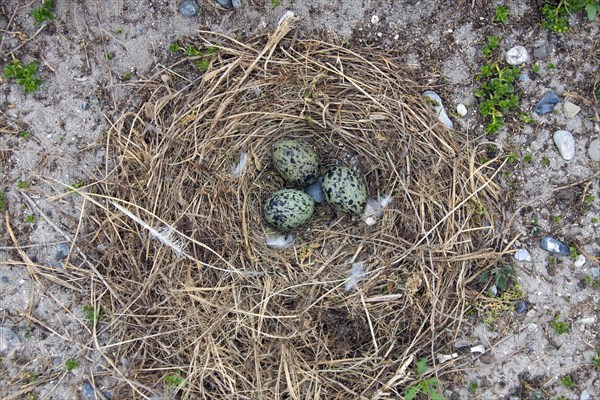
(87, 16, 508, 399)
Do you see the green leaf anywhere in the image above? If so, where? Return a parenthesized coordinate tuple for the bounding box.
(586, 4, 600, 21)
(196, 59, 209, 72)
(403, 387, 419, 400)
(416, 357, 428, 376)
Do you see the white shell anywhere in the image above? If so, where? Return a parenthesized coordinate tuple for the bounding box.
(506, 46, 529, 66)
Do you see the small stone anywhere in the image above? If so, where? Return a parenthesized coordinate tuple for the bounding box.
(456, 104, 467, 117)
(553, 130, 575, 160)
(216, 0, 235, 8)
(56, 243, 71, 261)
(506, 46, 529, 66)
(0, 326, 22, 360)
(514, 248, 532, 262)
(179, 0, 200, 17)
(534, 91, 559, 115)
(573, 254, 586, 268)
(371, 15, 379, 24)
(422, 91, 453, 129)
(539, 236, 571, 256)
(588, 139, 600, 162)
(519, 73, 529, 82)
(533, 45, 549, 59)
(580, 390, 591, 400)
(80, 102, 90, 111)
(592, 268, 600, 279)
(563, 101, 581, 118)
(516, 301, 527, 314)
(232, 0, 241, 8)
(305, 177, 325, 204)
(1, 276, 8, 283)
(82, 381, 95, 399)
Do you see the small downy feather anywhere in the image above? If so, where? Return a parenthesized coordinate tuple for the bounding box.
(265, 234, 294, 249)
(345, 262, 366, 291)
(362, 194, 392, 225)
(231, 152, 248, 177)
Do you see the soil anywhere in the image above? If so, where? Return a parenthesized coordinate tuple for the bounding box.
(1, 0, 598, 399)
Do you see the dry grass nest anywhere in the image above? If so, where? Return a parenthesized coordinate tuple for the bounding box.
(84, 17, 511, 399)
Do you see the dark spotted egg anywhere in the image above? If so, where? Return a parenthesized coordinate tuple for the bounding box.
(272, 139, 320, 187)
(263, 189, 315, 231)
(322, 165, 368, 215)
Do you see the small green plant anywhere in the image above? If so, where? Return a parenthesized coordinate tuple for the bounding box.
(592, 217, 599, 223)
(596, 87, 600, 102)
(474, 37, 521, 134)
(196, 59, 209, 72)
(507, 151, 519, 164)
(122, 71, 133, 80)
(26, 214, 36, 223)
(0, 192, 6, 212)
(184, 45, 201, 57)
(168, 42, 182, 52)
(552, 215, 562, 223)
(583, 194, 595, 204)
(116, 27, 123, 34)
(481, 263, 517, 293)
(583, 275, 593, 285)
(106, 52, 115, 61)
(19, 130, 31, 139)
(17, 180, 30, 189)
(4, 60, 43, 93)
(82, 305, 104, 325)
(271, 0, 281, 6)
(568, 246, 580, 260)
(541, 0, 600, 33)
(532, 63, 541, 74)
(493, 5, 510, 23)
(592, 349, 600, 368)
(27, 392, 39, 400)
(550, 314, 569, 335)
(523, 153, 533, 163)
(165, 373, 187, 388)
(541, 156, 551, 167)
(467, 379, 479, 394)
(65, 358, 79, 372)
(547, 62, 556, 70)
(29, 0, 54, 27)
(560, 374, 575, 389)
(404, 358, 444, 400)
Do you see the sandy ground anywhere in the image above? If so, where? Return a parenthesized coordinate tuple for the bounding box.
(1, 0, 598, 399)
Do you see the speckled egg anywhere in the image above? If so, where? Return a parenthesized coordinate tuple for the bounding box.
(272, 139, 320, 187)
(263, 189, 315, 231)
(322, 165, 368, 215)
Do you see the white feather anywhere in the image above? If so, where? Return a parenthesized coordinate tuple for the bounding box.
(231, 152, 248, 177)
(265, 234, 294, 249)
(345, 262, 366, 291)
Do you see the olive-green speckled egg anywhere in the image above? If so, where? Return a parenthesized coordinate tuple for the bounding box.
(272, 139, 320, 187)
(263, 189, 315, 231)
(322, 165, 368, 215)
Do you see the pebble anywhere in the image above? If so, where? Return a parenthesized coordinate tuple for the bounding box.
(533, 45, 549, 59)
(305, 177, 325, 204)
(371, 15, 379, 24)
(534, 91, 559, 115)
(588, 138, 600, 162)
(1, 276, 8, 283)
(553, 130, 575, 160)
(573, 254, 586, 268)
(514, 248, 532, 262)
(506, 46, 529, 66)
(539, 236, 571, 256)
(56, 243, 71, 261)
(179, 0, 200, 17)
(0, 326, 22, 360)
(580, 390, 591, 400)
(80, 101, 90, 111)
(563, 101, 581, 118)
(216, 0, 240, 8)
(516, 301, 527, 314)
(422, 91, 453, 129)
(592, 268, 599, 279)
(456, 104, 467, 117)
(82, 381, 95, 399)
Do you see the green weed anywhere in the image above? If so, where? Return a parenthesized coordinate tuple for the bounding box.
(271, 0, 281, 6)
(17, 180, 30, 189)
(547, 62, 556, 70)
(532, 63, 541, 74)
(82, 305, 104, 325)
(592, 349, 600, 368)
(481, 263, 517, 293)
(4, 60, 43, 93)
(493, 5, 510, 23)
(550, 314, 569, 335)
(541, 0, 600, 33)
(560, 374, 575, 389)
(404, 358, 444, 400)
(467, 379, 479, 394)
(165, 373, 187, 388)
(474, 37, 520, 134)
(523, 153, 533, 163)
(26, 214, 36, 223)
(583, 194, 595, 204)
(65, 358, 79, 372)
(29, 0, 54, 27)
(0, 192, 6, 212)
(541, 156, 551, 167)
(19, 130, 31, 139)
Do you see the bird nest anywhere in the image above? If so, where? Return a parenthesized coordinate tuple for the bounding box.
(85, 17, 508, 399)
